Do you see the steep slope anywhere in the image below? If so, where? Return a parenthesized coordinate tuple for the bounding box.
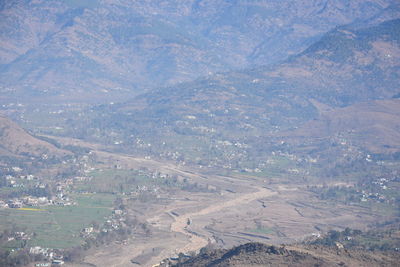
(0, 114, 71, 159)
(0, 0, 398, 100)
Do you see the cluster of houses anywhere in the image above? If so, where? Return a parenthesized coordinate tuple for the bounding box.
(5, 231, 31, 242)
(106, 209, 125, 231)
(80, 209, 126, 238)
(359, 177, 398, 204)
(4, 174, 37, 188)
(372, 177, 390, 190)
(104, 209, 126, 231)
(0, 173, 84, 209)
(29, 246, 64, 265)
(74, 176, 92, 182)
(360, 191, 387, 203)
(0, 193, 75, 209)
(0, 197, 49, 208)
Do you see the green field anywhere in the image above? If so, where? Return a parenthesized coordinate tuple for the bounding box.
(75, 169, 156, 193)
(0, 193, 115, 249)
(249, 227, 274, 235)
(75, 168, 187, 194)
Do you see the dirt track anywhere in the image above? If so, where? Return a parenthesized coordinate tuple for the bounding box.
(64, 137, 278, 267)
(169, 187, 277, 254)
(52, 136, 385, 267)
(83, 186, 277, 267)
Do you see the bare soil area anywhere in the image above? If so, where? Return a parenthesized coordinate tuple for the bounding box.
(50, 136, 391, 267)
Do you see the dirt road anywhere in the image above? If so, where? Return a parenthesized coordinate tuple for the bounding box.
(84, 185, 277, 267)
(50, 136, 279, 266)
(168, 186, 277, 255)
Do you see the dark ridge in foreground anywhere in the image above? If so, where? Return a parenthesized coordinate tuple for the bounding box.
(169, 242, 399, 267)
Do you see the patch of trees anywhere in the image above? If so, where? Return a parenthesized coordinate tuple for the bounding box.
(0, 248, 36, 267)
(310, 227, 400, 251)
(372, 152, 400, 161)
(34, 135, 62, 149)
(181, 181, 216, 193)
(0, 176, 7, 187)
(63, 246, 84, 262)
(63, 145, 91, 155)
(0, 228, 41, 267)
(309, 185, 361, 203)
(0, 184, 53, 199)
(311, 228, 361, 246)
(82, 225, 142, 250)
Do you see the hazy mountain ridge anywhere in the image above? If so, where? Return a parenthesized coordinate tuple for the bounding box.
(1, 3, 400, 266)
(1, 0, 399, 99)
(73, 19, 400, 164)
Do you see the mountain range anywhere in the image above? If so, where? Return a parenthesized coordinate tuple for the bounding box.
(0, 2, 399, 266)
(58, 18, 400, 173)
(1, 0, 399, 100)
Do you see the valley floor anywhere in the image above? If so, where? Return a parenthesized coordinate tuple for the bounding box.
(44, 137, 392, 267)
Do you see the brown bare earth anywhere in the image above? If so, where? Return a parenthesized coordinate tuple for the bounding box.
(168, 187, 277, 255)
(0, 114, 71, 158)
(173, 242, 400, 267)
(46, 136, 397, 267)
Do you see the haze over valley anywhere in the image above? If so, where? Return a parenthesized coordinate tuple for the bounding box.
(0, 1, 400, 266)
